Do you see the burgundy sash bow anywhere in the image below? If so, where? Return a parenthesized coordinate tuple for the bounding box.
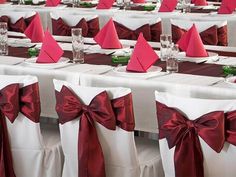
(225, 111, 236, 146)
(172, 24, 227, 46)
(0, 83, 40, 177)
(111, 93, 135, 131)
(114, 21, 151, 41)
(56, 86, 116, 177)
(156, 101, 225, 177)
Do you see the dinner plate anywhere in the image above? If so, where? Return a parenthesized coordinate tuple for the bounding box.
(24, 57, 70, 69)
(0, 56, 25, 65)
(176, 52, 218, 63)
(113, 65, 162, 77)
(225, 76, 236, 88)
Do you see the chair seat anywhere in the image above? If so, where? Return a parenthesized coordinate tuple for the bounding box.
(135, 137, 164, 177)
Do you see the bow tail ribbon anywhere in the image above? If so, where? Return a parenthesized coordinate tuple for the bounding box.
(0, 111, 16, 177)
(79, 114, 106, 177)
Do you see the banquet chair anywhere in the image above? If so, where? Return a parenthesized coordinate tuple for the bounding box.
(155, 91, 236, 177)
(0, 10, 37, 36)
(0, 75, 63, 177)
(54, 79, 164, 177)
(113, 15, 162, 42)
(171, 19, 228, 46)
(50, 11, 100, 37)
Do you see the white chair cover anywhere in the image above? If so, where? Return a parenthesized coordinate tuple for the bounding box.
(54, 79, 164, 177)
(155, 91, 236, 177)
(0, 75, 63, 177)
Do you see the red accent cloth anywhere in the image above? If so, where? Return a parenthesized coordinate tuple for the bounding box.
(24, 13, 44, 43)
(0, 83, 40, 177)
(172, 24, 228, 46)
(132, 0, 145, 3)
(9, 17, 27, 33)
(114, 21, 151, 41)
(225, 111, 236, 146)
(156, 101, 225, 177)
(111, 93, 135, 131)
(0, 0, 6, 4)
(0, 16, 10, 29)
(46, 0, 61, 6)
(194, 0, 208, 6)
(127, 33, 159, 72)
(158, 0, 177, 12)
(96, 0, 115, 9)
(150, 22, 162, 42)
(56, 86, 116, 177)
(52, 17, 100, 37)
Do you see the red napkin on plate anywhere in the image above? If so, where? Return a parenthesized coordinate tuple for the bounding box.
(37, 31, 64, 63)
(158, 0, 177, 12)
(24, 13, 44, 43)
(132, 0, 145, 3)
(94, 18, 122, 49)
(194, 0, 207, 6)
(46, 0, 61, 6)
(126, 33, 159, 72)
(177, 24, 208, 57)
(96, 0, 115, 9)
(218, 0, 236, 14)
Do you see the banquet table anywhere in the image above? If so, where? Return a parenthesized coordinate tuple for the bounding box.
(1, 3, 236, 46)
(1, 37, 236, 133)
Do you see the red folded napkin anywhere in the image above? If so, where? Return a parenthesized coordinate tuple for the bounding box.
(218, 0, 236, 14)
(24, 13, 44, 43)
(96, 0, 114, 9)
(132, 0, 145, 3)
(194, 0, 207, 6)
(0, 0, 6, 4)
(126, 33, 159, 72)
(37, 31, 64, 63)
(177, 24, 208, 57)
(158, 0, 177, 12)
(94, 18, 122, 49)
(46, 0, 61, 6)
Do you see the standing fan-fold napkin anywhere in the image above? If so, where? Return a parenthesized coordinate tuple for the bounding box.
(126, 33, 159, 72)
(94, 19, 122, 49)
(96, 0, 114, 9)
(37, 31, 64, 63)
(218, 0, 236, 14)
(158, 0, 177, 12)
(46, 0, 61, 6)
(177, 24, 208, 57)
(193, 0, 207, 6)
(24, 13, 44, 43)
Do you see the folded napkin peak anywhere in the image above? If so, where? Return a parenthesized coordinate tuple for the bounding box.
(158, 0, 177, 12)
(94, 18, 122, 49)
(97, 0, 115, 9)
(218, 0, 236, 14)
(24, 13, 44, 43)
(132, 0, 145, 3)
(46, 0, 61, 6)
(194, 0, 207, 6)
(37, 30, 64, 63)
(177, 24, 208, 57)
(126, 33, 159, 72)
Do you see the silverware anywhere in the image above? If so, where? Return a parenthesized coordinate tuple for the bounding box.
(209, 79, 225, 86)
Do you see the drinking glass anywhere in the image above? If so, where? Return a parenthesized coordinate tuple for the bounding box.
(166, 43, 179, 73)
(0, 22, 8, 56)
(124, 0, 131, 10)
(71, 28, 84, 63)
(116, 0, 124, 7)
(72, 0, 79, 7)
(160, 34, 172, 61)
(182, 0, 191, 13)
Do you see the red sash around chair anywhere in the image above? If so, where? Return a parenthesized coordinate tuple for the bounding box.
(172, 24, 228, 46)
(156, 101, 225, 177)
(225, 111, 236, 146)
(114, 21, 151, 41)
(56, 86, 135, 177)
(0, 83, 41, 177)
(52, 17, 100, 37)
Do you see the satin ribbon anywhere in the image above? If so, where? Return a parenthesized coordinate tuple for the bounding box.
(114, 21, 151, 41)
(172, 24, 227, 46)
(225, 110, 236, 146)
(156, 101, 225, 177)
(111, 93, 135, 131)
(52, 17, 99, 37)
(0, 83, 40, 177)
(56, 86, 116, 177)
